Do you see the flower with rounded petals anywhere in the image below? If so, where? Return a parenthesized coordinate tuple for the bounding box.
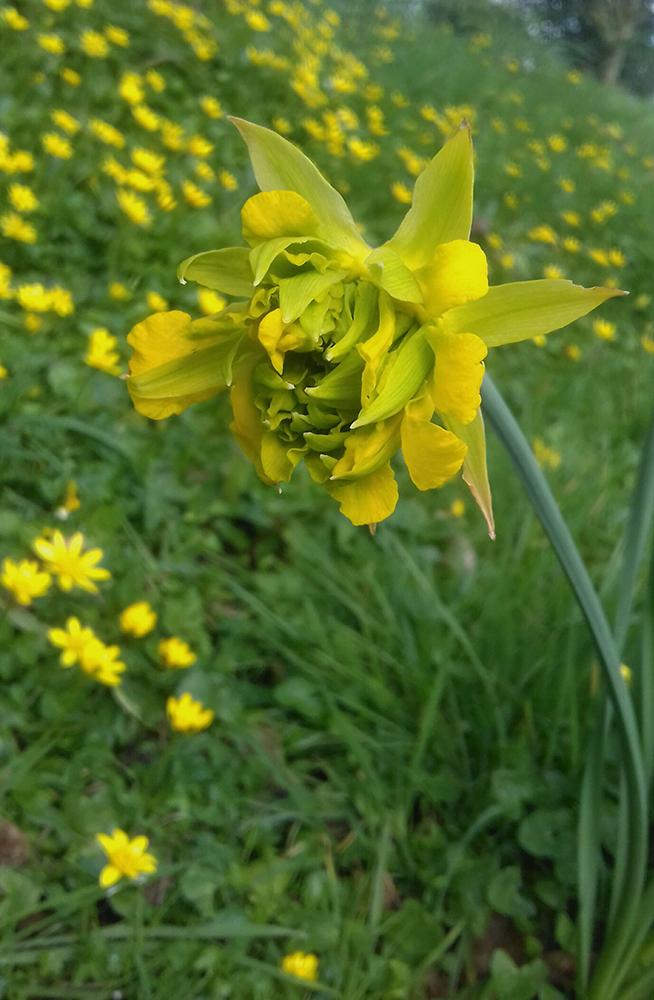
(48, 617, 96, 666)
(125, 119, 624, 533)
(96, 829, 157, 887)
(166, 693, 214, 733)
(120, 601, 157, 637)
(33, 530, 111, 592)
(1, 558, 51, 605)
(158, 637, 196, 668)
(281, 952, 319, 981)
(79, 638, 125, 685)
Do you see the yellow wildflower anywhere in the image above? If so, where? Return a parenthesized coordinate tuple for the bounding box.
(281, 952, 319, 982)
(635, 294, 651, 309)
(504, 163, 522, 178)
(219, 170, 238, 190)
(272, 116, 291, 134)
(146, 292, 169, 312)
(500, 253, 515, 269)
(0, 213, 36, 243)
(559, 178, 575, 193)
(188, 135, 213, 158)
(349, 138, 379, 161)
(0, 363, 7, 378)
(487, 234, 502, 249)
(245, 9, 270, 30)
(528, 224, 557, 245)
(131, 148, 164, 175)
(195, 161, 214, 182)
(567, 70, 581, 84)
(182, 180, 211, 208)
(48, 617, 96, 666)
(132, 105, 160, 131)
(449, 499, 465, 518)
(533, 437, 562, 470)
(1, 558, 51, 605)
(198, 289, 226, 315)
(593, 318, 616, 341)
(562, 211, 579, 227)
(547, 134, 566, 152)
(391, 181, 412, 204)
(589, 248, 609, 267)
(96, 830, 157, 888)
(563, 237, 581, 253)
(51, 110, 80, 135)
(61, 67, 82, 86)
(565, 344, 581, 361)
(146, 69, 165, 91)
(56, 480, 81, 517)
(80, 29, 109, 57)
(200, 95, 222, 119)
(105, 25, 129, 46)
(44, 0, 70, 9)
(33, 530, 111, 593)
(25, 314, 42, 333)
(161, 121, 185, 150)
(544, 265, 564, 279)
(117, 189, 151, 226)
(119, 601, 157, 637)
(504, 193, 518, 209)
(109, 282, 130, 300)
(166, 693, 214, 733)
(86, 328, 121, 375)
(41, 133, 73, 159)
(89, 119, 125, 147)
(50, 286, 74, 316)
(38, 33, 66, 54)
(79, 638, 125, 685)
(608, 248, 626, 268)
(3, 7, 28, 28)
(156, 183, 177, 211)
(641, 336, 654, 354)
(119, 72, 144, 105)
(8, 184, 38, 213)
(158, 637, 196, 669)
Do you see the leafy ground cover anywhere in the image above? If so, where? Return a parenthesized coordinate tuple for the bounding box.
(1, 1, 654, 997)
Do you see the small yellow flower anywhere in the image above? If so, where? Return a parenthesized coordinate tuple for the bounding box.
(119, 72, 144, 105)
(166, 693, 214, 733)
(565, 344, 582, 361)
(188, 135, 214, 158)
(528, 224, 557, 245)
(593, 318, 616, 341)
(449, 499, 465, 518)
(158, 637, 196, 669)
(500, 252, 515, 269)
(559, 177, 575, 193)
(219, 170, 238, 191)
(41, 133, 73, 159)
(25, 314, 42, 333)
(44, 0, 70, 9)
(543, 265, 564, 279)
(89, 119, 125, 148)
(49, 286, 74, 316)
(589, 248, 610, 267)
(146, 291, 168, 312)
(608, 248, 626, 268)
(8, 184, 38, 213)
(105, 25, 129, 47)
(120, 601, 157, 637)
(117, 189, 151, 226)
(96, 829, 157, 888)
(80, 29, 109, 57)
(60, 67, 82, 86)
(57, 480, 81, 516)
(281, 952, 319, 982)
(109, 282, 130, 300)
(533, 437, 562, 470)
(79, 638, 125, 685)
(641, 335, 654, 354)
(504, 162, 522, 178)
(349, 138, 379, 162)
(547, 134, 566, 152)
(0, 363, 8, 379)
(391, 181, 412, 204)
(562, 211, 580, 227)
(132, 105, 160, 131)
(182, 180, 211, 208)
(198, 289, 226, 315)
(487, 234, 502, 249)
(131, 148, 164, 175)
(1, 558, 51, 605)
(86, 328, 121, 375)
(48, 617, 96, 666)
(272, 116, 291, 134)
(245, 9, 270, 30)
(563, 237, 581, 253)
(567, 70, 582, 84)
(33, 530, 111, 593)
(621, 664, 632, 687)
(196, 161, 214, 182)
(51, 110, 80, 135)
(0, 212, 36, 243)
(145, 69, 165, 92)
(200, 95, 223, 118)
(38, 33, 66, 54)
(3, 7, 28, 29)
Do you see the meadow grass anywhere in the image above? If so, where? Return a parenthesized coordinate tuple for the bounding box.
(1, 1, 654, 997)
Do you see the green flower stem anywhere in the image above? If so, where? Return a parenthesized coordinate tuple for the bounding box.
(481, 375, 648, 1000)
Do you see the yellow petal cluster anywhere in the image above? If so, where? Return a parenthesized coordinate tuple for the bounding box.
(96, 829, 157, 887)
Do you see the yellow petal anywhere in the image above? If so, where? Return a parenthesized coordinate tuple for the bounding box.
(427, 329, 487, 425)
(241, 190, 320, 244)
(443, 409, 495, 538)
(331, 414, 402, 480)
(99, 864, 122, 888)
(401, 395, 467, 490)
(416, 240, 488, 318)
(327, 462, 398, 526)
(229, 360, 274, 485)
(357, 290, 396, 406)
(260, 432, 305, 483)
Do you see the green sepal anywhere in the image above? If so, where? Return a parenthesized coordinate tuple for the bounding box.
(352, 327, 433, 428)
(229, 117, 370, 258)
(365, 246, 423, 303)
(177, 247, 254, 297)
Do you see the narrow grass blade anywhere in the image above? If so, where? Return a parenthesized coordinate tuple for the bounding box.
(577, 702, 608, 996)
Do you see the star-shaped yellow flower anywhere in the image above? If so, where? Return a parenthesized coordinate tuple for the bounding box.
(166, 693, 214, 733)
(96, 828, 157, 888)
(1, 558, 51, 605)
(33, 531, 111, 593)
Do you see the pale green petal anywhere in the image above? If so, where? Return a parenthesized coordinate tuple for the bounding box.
(384, 124, 473, 270)
(443, 408, 495, 538)
(443, 279, 626, 347)
(278, 268, 347, 324)
(305, 349, 364, 406)
(327, 281, 378, 362)
(229, 117, 370, 258)
(249, 235, 315, 285)
(365, 246, 423, 303)
(177, 248, 254, 297)
(128, 336, 243, 400)
(352, 327, 433, 428)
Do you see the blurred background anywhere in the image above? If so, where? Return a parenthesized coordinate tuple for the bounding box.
(1, 0, 653, 997)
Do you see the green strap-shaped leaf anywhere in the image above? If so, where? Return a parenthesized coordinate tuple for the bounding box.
(352, 328, 433, 428)
(278, 268, 347, 324)
(444, 279, 626, 347)
(384, 124, 473, 270)
(443, 406, 495, 539)
(365, 246, 423, 303)
(177, 248, 254, 297)
(128, 337, 244, 399)
(229, 117, 370, 258)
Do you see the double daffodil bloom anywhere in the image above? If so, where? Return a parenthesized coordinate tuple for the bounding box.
(126, 118, 623, 531)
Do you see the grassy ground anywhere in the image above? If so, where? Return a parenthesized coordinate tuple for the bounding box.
(1, 1, 654, 997)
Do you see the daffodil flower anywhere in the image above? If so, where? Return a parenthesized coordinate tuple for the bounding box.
(126, 118, 623, 531)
